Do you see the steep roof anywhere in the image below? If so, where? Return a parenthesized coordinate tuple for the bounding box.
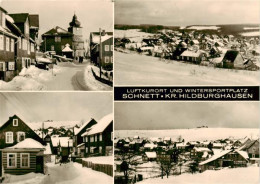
(199, 150, 231, 165)
(9, 13, 29, 23)
(28, 14, 39, 28)
(8, 138, 45, 149)
(222, 50, 239, 63)
(42, 26, 73, 36)
(74, 118, 97, 135)
(81, 113, 113, 136)
(145, 152, 157, 158)
(0, 6, 8, 13)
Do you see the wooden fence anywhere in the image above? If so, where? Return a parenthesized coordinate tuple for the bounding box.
(91, 68, 113, 86)
(82, 160, 113, 177)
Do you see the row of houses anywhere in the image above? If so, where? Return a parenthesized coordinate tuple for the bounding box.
(0, 113, 113, 179)
(0, 6, 39, 81)
(115, 29, 259, 70)
(115, 135, 259, 175)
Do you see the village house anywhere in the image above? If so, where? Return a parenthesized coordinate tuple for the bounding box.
(222, 50, 245, 69)
(142, 152, 157, 162)
(0, 7, 38, 81)
(72, 118, 97, 157)
(1, 138, 46, 175)
(41, 14, 84, 60)
(90, 31, 113, 70)
(82, 113, 113, 157)
(57, 137, 73, 163)
(199, 149, 249, 172)
(241, 139, 259, 159)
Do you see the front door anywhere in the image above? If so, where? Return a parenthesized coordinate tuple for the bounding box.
(36, 156, 44, 173)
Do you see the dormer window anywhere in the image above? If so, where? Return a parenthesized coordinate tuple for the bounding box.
(13, 119, 18, 126)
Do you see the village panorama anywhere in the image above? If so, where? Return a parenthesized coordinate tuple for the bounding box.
(0, 0, 113, 91)
(114, 0, 260, 86)
(0, 92, 113, 184)
(114, 102, 260, 184)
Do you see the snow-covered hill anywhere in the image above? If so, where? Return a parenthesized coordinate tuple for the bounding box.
(115, 128, 259, 142)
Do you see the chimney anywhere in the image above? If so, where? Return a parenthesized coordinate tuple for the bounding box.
(102, 30, 106, 36)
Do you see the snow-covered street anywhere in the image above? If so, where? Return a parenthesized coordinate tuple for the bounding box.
(114, 51, 260, 85)
(0, 61, 112, 91)
(2, 162, 113, 184)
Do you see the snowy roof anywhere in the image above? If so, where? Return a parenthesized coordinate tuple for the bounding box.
(199, 150, 231, 165)
(8, 138, 45, 149)
(77, 143, 85, 148)
(145, 152, 157, 158)
(194, 147, 211, 152)
(180, 50, 204, 57)
(144, 143, 157, 149)
(44, 143, 52, 155)
(91, 33, 113, 44)
(82, 113, 113, 136)
(74, 119, 95, 135)
(59, 137, 73, 147)
(42, 26, 72, 36)
(236, 150, 249, 160)
(62, 44, 73, 52)
(36, 57, 53, 64)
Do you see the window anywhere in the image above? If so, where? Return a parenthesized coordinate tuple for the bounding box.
(31, 43, 34, 52)
(104, 57, 109, 63)
(110, 45, 113, 51)
(8, 62, 15, 71)
(27, 41, 30, 55)
(111, 56, 113, 63)
(17, 132, 25, 142)
(61, 45, 64, 50)
(51, 45, 54, 51)
(105, 45, 109, 51)
(0, 62, 6, 71)
(10, 39, 14, 52)
(7, 153, 16, 168)
(95, 135, 98, 142)
(90, 136, 94, 142)
(6, 37, 9, 51)
(20, 153, 30, 168)
(99, 133, 102, 141)
(19, 37, 21, 49)
(0, 35, 3, 50)
(55, 37, 61, 42)
(13, 119, 18, 126)
(6, 132, 13, 144)
(85, 148, 88, 153)
(252, 154, 255, 158)
(22, 39, 27, 50)
(99, 146, 102, 153)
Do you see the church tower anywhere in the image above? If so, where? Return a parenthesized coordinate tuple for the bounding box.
(68, 13, 85, 59)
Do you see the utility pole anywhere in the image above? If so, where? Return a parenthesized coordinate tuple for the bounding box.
(99, 28, 102, 78)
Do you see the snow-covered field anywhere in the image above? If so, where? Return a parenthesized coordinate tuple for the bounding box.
(114, 51, 260, 85)
(115, 29, 154, 42)
(240, 31, 260, 37)
(115, 128, 259, 142)
(84, 65, 112, 91)
(138, 166, 259, 184)
(186, 26, 220, 30)
(243, 27, 259, 30)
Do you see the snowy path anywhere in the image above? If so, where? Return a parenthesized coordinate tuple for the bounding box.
(42, 162, 113, 184)
(42, 62, 89, 91)
(114, 51, 260, 85)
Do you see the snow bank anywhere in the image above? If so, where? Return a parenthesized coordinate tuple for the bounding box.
(243, 27, 259, 30)
(115, 128, 259, 142)
(186, 26, 220, 30)
(56, 163, 113, 184)
(82, 156, 113, 165)
(0, 65, 63, 91)
(138, 166, 259, 184)
(2, 173, 45, 184)
(84, 65, 112, 91)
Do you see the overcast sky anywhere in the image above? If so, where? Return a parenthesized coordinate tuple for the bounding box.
(115, 0, 260, 26)
(1, 0, 113, 41)
(115, 102, 259, 130)
(0, 92, 112, 125)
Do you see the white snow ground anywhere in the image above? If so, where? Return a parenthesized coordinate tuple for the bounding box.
(2, 173, 45, 184)
(115, 128, 259, 142)
(84, 65, 112, 91)
(137, 165, 259, 184)
(186, 26, 220, 30)
(82, 156, 113, 165)
(240, 31, 260, 37)
(114, 51, 260, 85)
